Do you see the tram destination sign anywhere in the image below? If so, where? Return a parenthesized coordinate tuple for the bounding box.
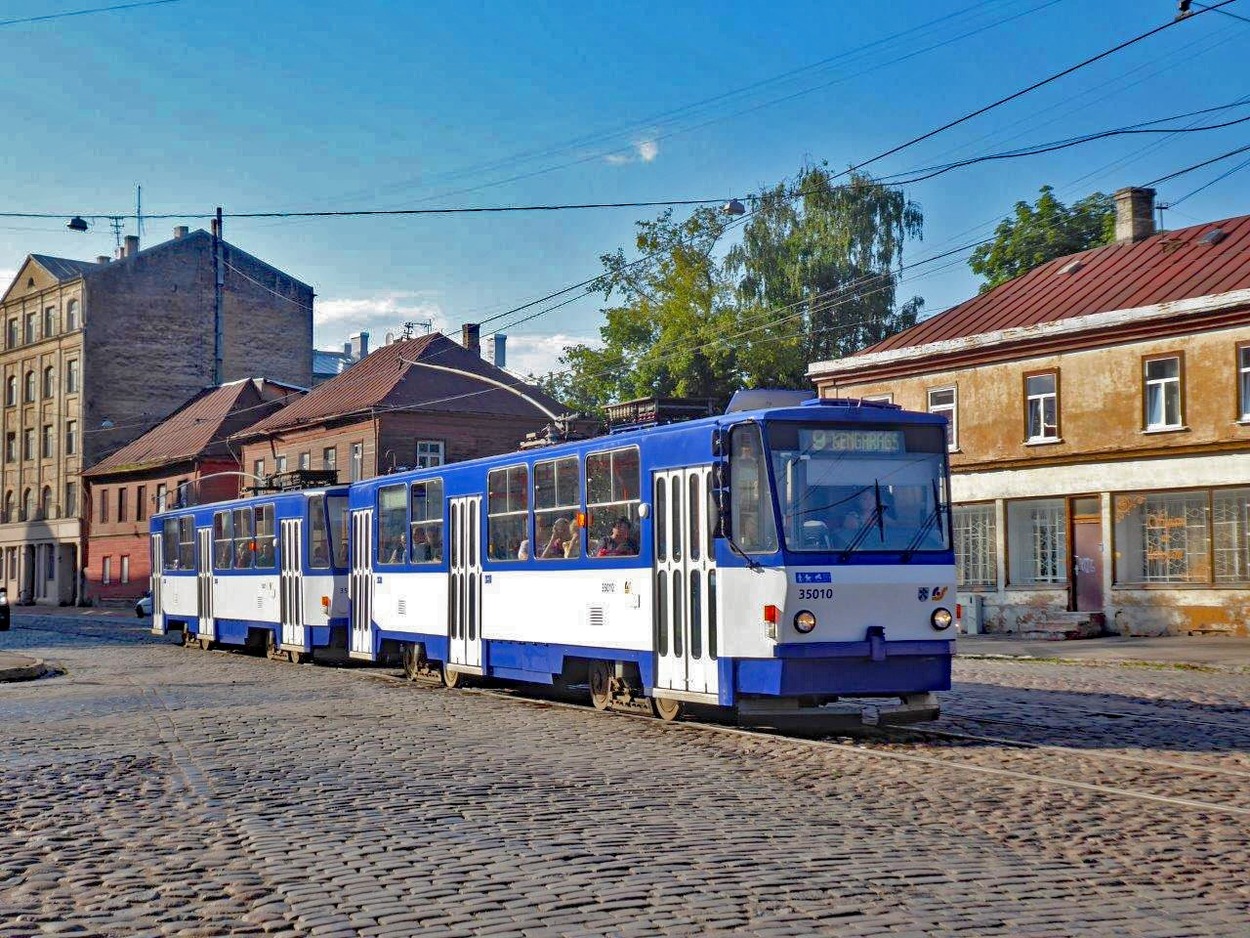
(800, 428, 904, 454)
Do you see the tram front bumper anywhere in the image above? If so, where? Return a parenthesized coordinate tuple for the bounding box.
(734, 639, 954, 698)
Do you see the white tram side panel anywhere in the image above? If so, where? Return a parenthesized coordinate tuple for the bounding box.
(156, 573, 199, 631)
(373, 571, 448, 636)
(211, 573, 281, 623)
(481, 568, 652, 651)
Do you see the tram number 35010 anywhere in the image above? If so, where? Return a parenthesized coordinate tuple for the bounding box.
(797, 587, 834, 601)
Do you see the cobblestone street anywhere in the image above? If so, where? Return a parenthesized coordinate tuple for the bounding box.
(2, 616, 1248, 937)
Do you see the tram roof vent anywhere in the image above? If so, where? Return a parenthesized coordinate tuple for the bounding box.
(725, 388, 815, 413)
(801, 396, 902, 411)
(252, 469, 339, 493)
(605, 396, 716, 433)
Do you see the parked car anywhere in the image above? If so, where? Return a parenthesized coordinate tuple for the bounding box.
(135, 591, 153, 618)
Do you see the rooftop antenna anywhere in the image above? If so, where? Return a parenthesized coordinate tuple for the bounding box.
(108, 216, 124, 248)
(1156, 201, 1169, 235)
(135, 184, 144, 243)
(401, 320, 433, 340)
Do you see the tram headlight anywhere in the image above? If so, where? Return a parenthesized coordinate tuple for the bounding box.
(931, 607, 953, 631)
(794, 610, 817, 634)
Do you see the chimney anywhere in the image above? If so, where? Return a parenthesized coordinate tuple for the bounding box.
(493, 333, 507, 369)
(173, 225, 189, 239)
(461, 323, 481, 357)
(343, 341, 352, 356)
(96, 255, 110, 265)
(1114, 187, 1156, 244)
(211, 216, 221, 238)
(123, 235, 140, 257)
(350, 331, 369, 360)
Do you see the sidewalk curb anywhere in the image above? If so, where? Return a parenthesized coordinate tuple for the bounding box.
(958, 651, 1250, 675)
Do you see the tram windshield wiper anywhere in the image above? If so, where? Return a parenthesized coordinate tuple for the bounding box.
(838, 480, 885, 562)
(901, 479, 945, 563)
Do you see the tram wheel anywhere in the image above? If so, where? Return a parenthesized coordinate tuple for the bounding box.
(287, 649, 306, 665)
(442, 664, 464, 689)
(197, 638, 213, 652)
(652, 696, 682, 722)
(588, 660, 612, 711)
(401, 643, 424, 681)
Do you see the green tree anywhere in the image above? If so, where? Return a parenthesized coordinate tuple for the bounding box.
(541, 166, 925, 413)
(727, 165, 923, 387)
(969, 185, 1115, 292)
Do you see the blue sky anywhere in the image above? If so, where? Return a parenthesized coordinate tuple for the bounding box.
(2, 0, 1249, 377)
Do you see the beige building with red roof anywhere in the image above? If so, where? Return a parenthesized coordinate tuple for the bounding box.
(82, 378, 303, 603)
(232, 328, 567, 486)
(810, 188, 1250, 638)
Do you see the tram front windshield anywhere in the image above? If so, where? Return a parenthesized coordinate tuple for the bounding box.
(766, 422, 950, 555)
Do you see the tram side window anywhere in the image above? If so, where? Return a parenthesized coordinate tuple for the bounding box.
(487, 465, 529, 561)
(178, 517, 195, 571)
(378, 484, 408, 564)
(254, 504, 276, 568)
(410, 480, 444, 563)
(162, 518, 180, 570)
(730, 425, 778, 553)
(213, 511, 234, 569)
(587, 447, 640, 558)
(307, 495, 330, 568)
(534, 456, 580, 560)
(232, 508, 255, 569)
(327, 495, 349, 568)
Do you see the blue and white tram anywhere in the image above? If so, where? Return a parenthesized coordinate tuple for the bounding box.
(150, 486, 351, 661)
(350, 395, 957, 722)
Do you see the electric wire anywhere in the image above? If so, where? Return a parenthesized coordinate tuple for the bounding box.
(0, 0, 180, 28)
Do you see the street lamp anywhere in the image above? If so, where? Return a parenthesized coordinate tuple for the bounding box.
(66, 216, 89, 232)
(722, 199, 746, 217)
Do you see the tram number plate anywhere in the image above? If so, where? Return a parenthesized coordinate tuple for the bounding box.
(798, 588, 834, 601)
(795, 572, 831, 584)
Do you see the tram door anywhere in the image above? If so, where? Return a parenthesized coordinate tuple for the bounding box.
(150, 532, 165, 636)
(349, 509, 374, 659)
(196, 527, 215, 641)
(654, 468, 719, 697)
(279, 518, 305, 649)
(447, 496, 483, 674)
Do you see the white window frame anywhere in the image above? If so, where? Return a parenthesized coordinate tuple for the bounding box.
(1239, 346, 1250, 421)
(953, 504, 997, 588)
(350, 442, 363, 482)
(1025, 372, 1058, 442)
(1144, 356, 1182, 430)
(121, 555, 130, 584)
(102, 556, 112, 586)
(927, 387, 958, 451)
(415, 439, 445, 469)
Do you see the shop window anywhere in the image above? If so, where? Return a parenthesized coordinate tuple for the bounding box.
(1114, 491, 1209, 584)
(1213, 488, 1250, 583)
(1007, 499, 1067, 585)
(954, 504, 997, 587)
(927, 387, 957, 451)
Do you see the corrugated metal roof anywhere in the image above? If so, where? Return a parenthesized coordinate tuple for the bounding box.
(85, 379, 303, 476)
(29, 254, 101, 282)
(239, 333, 568, 437)
(864, 214, 1250, 354)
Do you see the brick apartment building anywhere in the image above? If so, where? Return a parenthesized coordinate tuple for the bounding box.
(81, 378, 303, 603)
(809, 188, 1250, 638)
(233, 328, 567, 483)
(0, 226, 313, 605)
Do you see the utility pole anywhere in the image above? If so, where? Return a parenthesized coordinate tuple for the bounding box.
(212, 207, 224, 385)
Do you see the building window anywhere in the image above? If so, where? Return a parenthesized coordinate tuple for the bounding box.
(121, 555, 130, 584)
(322, 447, 336, 472)
(41, 424, 53, 459)
(65, 421, 77, 456)
(65, 482, 78, 516)
(1114, 490, 1210, 584)
(415, 440, 445, 468)
(22, 488, 33, 522)
(42, 366, 54, 399)
(298, 451, 310, 471)
(24, 313, 35, 344)
(4, 433, 13, 463)
(41, 486, 53, 520)
(3, 492, 12, 524)
(350, 442, 363, 482)
(1025, 372, 1058, 441)
(860, 392, 894, 404)
(117, 488, 128, 523)
(99, 489, 109, 523)
(66, 299, 79, 331)
(253, 459, 265, 482)
(24, 371, 35, 402)
(1144, 355, 1182, 430)
(43, 306, 55, 338)
(275, 454, 288, 474)
(23, 429, 34, 461)
(156, 484, 167, 513)
(927, 387, 957, 451)
(136, 485, 146, 521)
(5, 376, 15, 407)
(102, 556, 112, 586)
(953, 504, 997, 587)
(1239, 347, 1250, 421)
(66, 360, 79, 393)
(1007, 498, 1067, 585)
(6, 319, 16, 348)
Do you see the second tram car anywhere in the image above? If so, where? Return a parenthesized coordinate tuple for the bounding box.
(346, 394, 957, 722)
(151, 486, 350, 661)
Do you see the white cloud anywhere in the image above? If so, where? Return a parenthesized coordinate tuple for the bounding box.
(603, 137, 660, 166)
(490, 332, 596, 379)
(314, 290, 448, 347)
